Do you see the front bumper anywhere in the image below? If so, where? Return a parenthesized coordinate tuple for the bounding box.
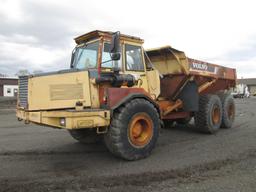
(16, 108, 110, 129)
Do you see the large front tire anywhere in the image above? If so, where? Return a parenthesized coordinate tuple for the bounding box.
(195, 94, 222, 134)
(104, 99, 160, 160)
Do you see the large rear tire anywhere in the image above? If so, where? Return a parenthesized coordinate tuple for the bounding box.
(218, 93, 235, 128)
(68, 129, 101, 144)
(104, 99, 160, 160)
(195, 94, 222, 134)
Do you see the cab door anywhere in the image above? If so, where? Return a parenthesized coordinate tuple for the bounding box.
(123, 43, 149, 92)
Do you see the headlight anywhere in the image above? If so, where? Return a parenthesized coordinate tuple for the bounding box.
(60, 118, 66, 126)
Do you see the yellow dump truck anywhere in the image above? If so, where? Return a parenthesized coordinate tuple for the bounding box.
(17, 30, 236, 160)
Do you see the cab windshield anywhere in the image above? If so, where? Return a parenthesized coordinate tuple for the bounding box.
(72, 41, 99, 70)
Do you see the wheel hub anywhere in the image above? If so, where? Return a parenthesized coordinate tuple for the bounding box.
(128, 113, 153, 147)
(228, 103, 235, 120)
(212, 105, 221, 125)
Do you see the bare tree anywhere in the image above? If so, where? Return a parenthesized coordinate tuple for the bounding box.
(15, 70, 30, 76)
(0, 73, 8, 77)
(33, 70, 43, 74)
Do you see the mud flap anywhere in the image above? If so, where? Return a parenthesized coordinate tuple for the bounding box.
(178, 81, 198, 111)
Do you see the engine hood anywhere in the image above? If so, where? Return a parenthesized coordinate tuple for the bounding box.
(19, 70, 91, 111)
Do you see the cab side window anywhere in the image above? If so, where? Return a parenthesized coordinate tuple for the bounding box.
(125, 44, 144, 71)
(102, 42, 122, 69)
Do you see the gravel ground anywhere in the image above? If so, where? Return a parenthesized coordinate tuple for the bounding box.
(0, 97, 255, 192)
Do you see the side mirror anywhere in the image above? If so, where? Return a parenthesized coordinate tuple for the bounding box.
(111, 52, 121, 60)
(110, 31, 120, 61)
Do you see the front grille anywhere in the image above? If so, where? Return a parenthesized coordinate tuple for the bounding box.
(18, 76, 29, 108)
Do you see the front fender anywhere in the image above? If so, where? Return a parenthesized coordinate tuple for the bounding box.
(103, 87, 159, 113)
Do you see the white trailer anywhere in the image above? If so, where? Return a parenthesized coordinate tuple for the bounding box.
(232, 84, 250, 98)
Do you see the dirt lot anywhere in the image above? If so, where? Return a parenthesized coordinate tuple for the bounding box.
(0, 97, 256, 192)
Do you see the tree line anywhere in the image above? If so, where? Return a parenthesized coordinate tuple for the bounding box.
(0, 70, 44, 77)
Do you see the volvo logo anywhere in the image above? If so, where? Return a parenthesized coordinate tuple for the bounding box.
(192, 62, 208, 71)
(191, 62, 216, 73)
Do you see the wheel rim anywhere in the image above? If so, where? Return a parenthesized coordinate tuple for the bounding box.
(128, 113, 153, 147)
(212, 104, 221, 125)
(228, 103, 235, 120)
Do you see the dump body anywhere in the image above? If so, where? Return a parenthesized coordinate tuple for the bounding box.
(146, 46, 236, 99)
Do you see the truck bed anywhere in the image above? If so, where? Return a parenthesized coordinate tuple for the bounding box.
(146, 46, 236, 98)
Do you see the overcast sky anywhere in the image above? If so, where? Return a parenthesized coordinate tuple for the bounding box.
(0, 0, 255, 78)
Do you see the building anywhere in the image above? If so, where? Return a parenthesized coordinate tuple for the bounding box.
(0, 77, 19, 97)
(238, 78, 256, 94)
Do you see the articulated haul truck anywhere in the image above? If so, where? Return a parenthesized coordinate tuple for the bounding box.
(17, 30, 236, 160)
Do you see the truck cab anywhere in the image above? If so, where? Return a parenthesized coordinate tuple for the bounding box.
(71, 30, 160, 100)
